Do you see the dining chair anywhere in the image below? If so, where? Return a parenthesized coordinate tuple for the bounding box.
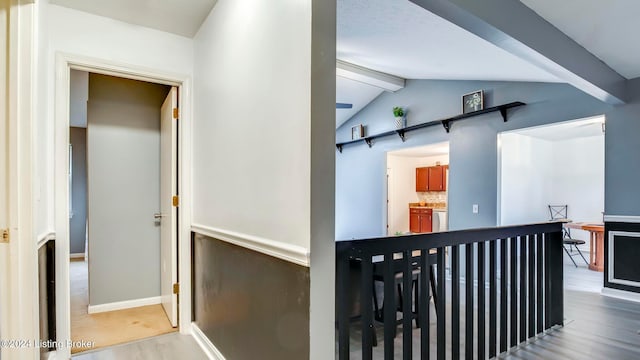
(548, 205, 588, 267)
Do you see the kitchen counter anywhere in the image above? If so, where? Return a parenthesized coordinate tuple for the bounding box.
(409, 202, 447, 211)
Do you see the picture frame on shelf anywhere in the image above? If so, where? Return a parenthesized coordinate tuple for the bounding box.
(462, 90, 484, 114)
(351, 124, 364, 140)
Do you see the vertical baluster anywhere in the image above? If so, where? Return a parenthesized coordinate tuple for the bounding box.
(403, 251, 413, 360)
(437, 247, 446, 360)
(361, 255, 374, 359)
(510, 237, 518, 348)
(337, 252, 350, 360)
(499, 239, 507, 354)
(489, 240, 497, 358)
(383, 252, 396, 359)
(519, 236, 527, 343)
(545, 230, 564, 329)
(528, 235, 536, 338)
(536, 234, 544, 334)
(451, 245, 460, 360)
(465, 244, 474, 360)
(420, 250, 430, 360)
(477, 242, 486, 360)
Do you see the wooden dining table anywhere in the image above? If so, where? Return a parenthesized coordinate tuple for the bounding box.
(566, 222, 604, 272)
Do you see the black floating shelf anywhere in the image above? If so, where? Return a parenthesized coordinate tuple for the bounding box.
(336, 101, 525, 152)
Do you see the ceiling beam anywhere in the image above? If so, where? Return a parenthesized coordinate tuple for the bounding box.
(336, 60, 405, 92)
(410, 0, 627, 104)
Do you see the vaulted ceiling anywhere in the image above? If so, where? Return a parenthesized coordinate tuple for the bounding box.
(520, 0, 640, 79)
(48, 0, 639, 129)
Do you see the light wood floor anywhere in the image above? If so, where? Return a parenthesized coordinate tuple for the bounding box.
(72, 333, 207, 360)
(70, 259, 176, 354)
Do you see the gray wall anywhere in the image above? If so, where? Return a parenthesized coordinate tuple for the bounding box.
(193, 233, 310, 360)
(335, 79, 637, 240)
(69, 127, 87, 254)
(87, 74, 170, 305)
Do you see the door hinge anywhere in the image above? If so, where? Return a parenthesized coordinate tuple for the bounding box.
(173, 108, 179, 119)
(172, 195, 179, 207)
(1, 229, 8, 243)
(173, 283, 179, 294)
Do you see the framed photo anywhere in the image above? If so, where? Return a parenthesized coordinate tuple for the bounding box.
(462, 90, 484, 114)
(351, 124, 364, 140)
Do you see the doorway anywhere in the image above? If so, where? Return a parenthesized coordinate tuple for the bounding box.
(498, 115, 605, 293)
(67, 71, 179, 353)
(385, 142, 450, 236)
(54, 55, 192, 360)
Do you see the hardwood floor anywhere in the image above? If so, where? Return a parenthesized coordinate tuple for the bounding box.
(70, 259, 176, 354)
(71, 333, 208, 360)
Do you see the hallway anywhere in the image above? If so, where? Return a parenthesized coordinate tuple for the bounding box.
(70, 260, 176, 353)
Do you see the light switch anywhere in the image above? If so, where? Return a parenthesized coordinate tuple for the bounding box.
(472, 204, 479, 214)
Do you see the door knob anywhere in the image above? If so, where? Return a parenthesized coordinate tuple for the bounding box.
(154, 213, 165, 219)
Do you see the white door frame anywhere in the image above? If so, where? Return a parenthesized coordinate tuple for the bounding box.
(54, 53, 193, 359)
(2, 2, 39, 360)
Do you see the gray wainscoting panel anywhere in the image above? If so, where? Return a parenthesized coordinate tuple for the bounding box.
(605, 221, 640, 293)
(193, 232, 310, 360)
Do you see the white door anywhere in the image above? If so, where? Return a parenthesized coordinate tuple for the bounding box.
(160, 87, 178, 327)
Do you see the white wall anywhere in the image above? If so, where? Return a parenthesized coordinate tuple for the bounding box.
(500, 133, 554, 225)
(34, 2, 194, 238)
(551, 136, 605, 240)
(500, 133, 604, 241)
(387, 154, 448, 235)
(192, 0, 312, 249)
(192, 1, 336, 358)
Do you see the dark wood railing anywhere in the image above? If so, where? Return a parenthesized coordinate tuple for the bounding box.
(336, 222, 564, 360)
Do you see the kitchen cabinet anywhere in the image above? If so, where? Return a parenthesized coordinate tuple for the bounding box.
(416, 167, 429, 192)
(428, 166, 446, 191)
(415, 165, 447, 192)
(409, 208, 432, 233)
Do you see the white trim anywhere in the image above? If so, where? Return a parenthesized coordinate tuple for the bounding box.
(69, 253, 84, 260)
(37, 231, 56, 249)
(607, 230, 640, 287)
(191, 323, 226, 360)
(601, 287, 640, 303)
(604, 215, 640, 223)
(54, 53, 194, 359)
(2, 2, 39, 359)
(87, 296, 161, 314)
(191, 224, 311, 267)
(336, 60, 405, 92)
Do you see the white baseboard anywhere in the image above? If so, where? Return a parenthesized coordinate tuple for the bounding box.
(69, 253, 85, 260)
(191, 323, 226, 360)
(87, 296, 161, 314)
(601, 287, 640, 303)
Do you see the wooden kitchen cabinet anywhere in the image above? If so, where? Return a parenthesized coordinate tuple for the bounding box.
(416, 167, 429, 192)
(409, 208, 432, 233)
(416, 165, 447, 192)
(409, 213, 421, 233)
(428, 166, 446, 191)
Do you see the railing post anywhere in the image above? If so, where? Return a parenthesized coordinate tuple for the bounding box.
(337, 246, 350, 360)
(545, 230, 564, 328)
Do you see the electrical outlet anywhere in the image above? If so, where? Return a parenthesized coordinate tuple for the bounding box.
(472, 204, 479, 214)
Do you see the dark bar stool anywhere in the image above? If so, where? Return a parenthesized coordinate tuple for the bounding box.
(371, 251, 438, 335)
